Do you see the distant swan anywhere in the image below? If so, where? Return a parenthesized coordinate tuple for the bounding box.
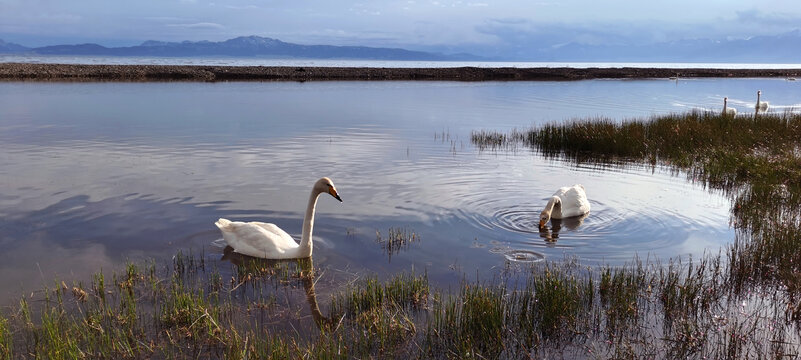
(756, 90, 769, 112)
(722, 97, 737, 116)
(215, 177, 342, 259)
(539, 184, 591, 229)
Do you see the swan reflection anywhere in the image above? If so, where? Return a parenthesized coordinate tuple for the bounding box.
(221, 246, 335, 329)
(538, 213, 588, 243)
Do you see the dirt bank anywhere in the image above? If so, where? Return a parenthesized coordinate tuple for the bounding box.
(1, 63, 799, 82)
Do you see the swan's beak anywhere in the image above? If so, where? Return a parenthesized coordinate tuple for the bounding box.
(329, 187, 342, 202)
(539, 219, 547, 229)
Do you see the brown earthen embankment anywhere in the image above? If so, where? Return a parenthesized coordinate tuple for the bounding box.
(1, 63, 799, 82)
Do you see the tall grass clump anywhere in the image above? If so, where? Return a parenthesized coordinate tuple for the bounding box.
(527, 264, 594, 337)
(599, 262, 648, 331)
(428, 282, 507, 358)
(0, 314, 10, 359)
(327, 272, 428, 355)
(330, 271, 429, 317)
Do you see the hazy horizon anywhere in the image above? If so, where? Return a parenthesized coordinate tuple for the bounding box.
(2, 1, 801, 59)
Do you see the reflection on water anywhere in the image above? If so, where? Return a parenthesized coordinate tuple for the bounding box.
(538, 214, 589, 242)
(2, 79, 798, 304)
(220, 247, 334, 330)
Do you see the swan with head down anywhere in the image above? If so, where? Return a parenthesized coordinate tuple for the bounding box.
(539, 184, 590, 229)
(215, 177, 342, 259)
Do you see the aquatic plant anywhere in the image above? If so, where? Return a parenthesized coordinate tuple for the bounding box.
(375, 227, 421, 260)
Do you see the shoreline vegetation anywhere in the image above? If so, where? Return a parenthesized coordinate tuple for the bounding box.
(1, 63, 800, 82)
(4, 111, 801, 358)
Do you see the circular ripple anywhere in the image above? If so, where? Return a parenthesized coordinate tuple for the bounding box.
(493, 206, 541, 234)
(504, 249, 545, 263)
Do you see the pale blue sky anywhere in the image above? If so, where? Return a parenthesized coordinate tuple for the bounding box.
(2, 0, 800, 56)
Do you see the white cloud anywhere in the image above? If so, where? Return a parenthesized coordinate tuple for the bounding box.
(166, 22, 225, 29)
(223, 5, 260, 10)
(38, 13, 82, 24)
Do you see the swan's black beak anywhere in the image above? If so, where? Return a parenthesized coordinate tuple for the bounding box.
(329, 187, 342, 202)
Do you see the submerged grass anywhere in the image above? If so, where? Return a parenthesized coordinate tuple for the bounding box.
(5, 111, 801, 357)
(376, 227, 421, 261)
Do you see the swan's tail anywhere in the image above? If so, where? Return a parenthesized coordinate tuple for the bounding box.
(215, 218, 232, 229)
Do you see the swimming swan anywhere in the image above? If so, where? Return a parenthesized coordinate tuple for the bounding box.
(215, 177, 342, 259)
(756, 90, 769, 112)
(723, 97, 737, 116)
(539, 184, 590, 229)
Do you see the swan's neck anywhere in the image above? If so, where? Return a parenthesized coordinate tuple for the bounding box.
(544, 196, 561, 216)
(299, 189, 321, 257)
(723, 98, 728, 111)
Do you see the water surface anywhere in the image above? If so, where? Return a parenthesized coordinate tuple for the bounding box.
(4, 55, 801, 69)
(1, 78, 799, 303)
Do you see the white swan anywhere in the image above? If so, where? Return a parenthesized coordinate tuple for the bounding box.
(756, 90, 769, 112)
(215, 177, 342, 259)
(539, 184, 591, 229)
(722, 97, 737, 117)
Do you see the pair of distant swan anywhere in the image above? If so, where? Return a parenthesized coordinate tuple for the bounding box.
(216, 178, 591, 259)
(722, 90, 769, 116)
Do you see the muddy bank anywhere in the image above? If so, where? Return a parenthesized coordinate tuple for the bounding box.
(1, 63, 800, 82)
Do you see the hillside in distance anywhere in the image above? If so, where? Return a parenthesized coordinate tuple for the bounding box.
(0, 36, 480, 61)
(2, 31, 801, 63)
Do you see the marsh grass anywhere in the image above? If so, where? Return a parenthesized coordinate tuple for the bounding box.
(470, 110, 801, 357)
(4, 249, 801, 358)
(0, 314, 10, 359)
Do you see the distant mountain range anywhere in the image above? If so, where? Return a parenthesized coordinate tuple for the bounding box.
(1, 32, 800, 63)
(0, 36, 480, 61)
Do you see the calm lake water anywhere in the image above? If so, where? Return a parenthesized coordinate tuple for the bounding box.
(1, 78, 799, 303)
(4, 55, 801, 69)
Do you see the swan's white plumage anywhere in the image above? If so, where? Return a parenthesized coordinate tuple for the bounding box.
(539, 184, 590, 228)
(723, 97, 736, 116)
(215, 177, 341, 259)
(756, 90, 769, 111)
(215, 219, 298, 258)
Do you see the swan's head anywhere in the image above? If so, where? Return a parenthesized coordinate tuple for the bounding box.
(315, 177, 342, 202)
(539, 211, 550, 229)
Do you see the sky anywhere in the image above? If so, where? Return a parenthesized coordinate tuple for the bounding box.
(2, 0, 801, 58)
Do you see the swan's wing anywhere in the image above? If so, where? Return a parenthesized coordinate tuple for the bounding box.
(555, 184, 591, 218)
(216, 219, 299, 258)
(251, 222, 295, 242)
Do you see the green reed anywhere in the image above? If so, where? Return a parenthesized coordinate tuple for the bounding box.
(0, 314, 10, 359)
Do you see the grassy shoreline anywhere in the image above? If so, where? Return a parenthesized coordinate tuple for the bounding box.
(4, 111, 801, 358)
